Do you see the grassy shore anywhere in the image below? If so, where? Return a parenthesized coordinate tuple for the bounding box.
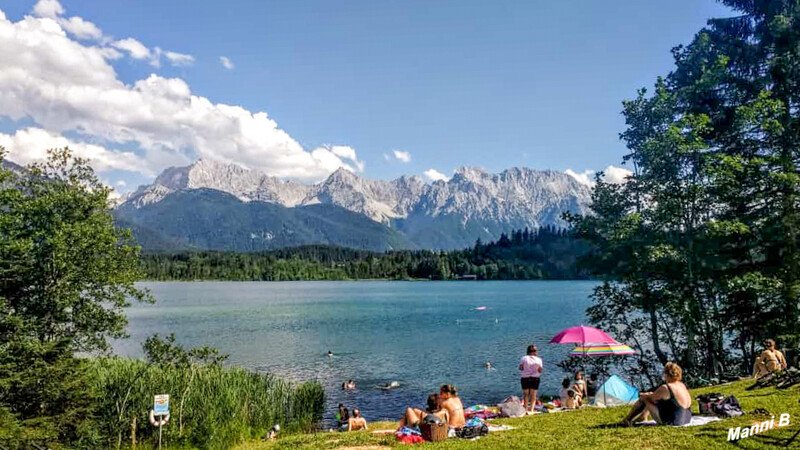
(234, 379, 799, 450)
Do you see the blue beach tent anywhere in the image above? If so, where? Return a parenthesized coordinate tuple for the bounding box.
(595, 375, 639, 407)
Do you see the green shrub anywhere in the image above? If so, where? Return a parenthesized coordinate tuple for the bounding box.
(87, 358, 324, 449)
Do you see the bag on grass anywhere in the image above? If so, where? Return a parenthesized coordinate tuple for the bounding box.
(711, 395, 743, 418)
(498, 396, 526, 418)
(456, 422, 488, 439)
(695, 392, 724, 415)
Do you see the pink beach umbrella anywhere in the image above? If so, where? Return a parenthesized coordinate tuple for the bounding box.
(549, 325, 617, 345)
(550, 325, 619, 401)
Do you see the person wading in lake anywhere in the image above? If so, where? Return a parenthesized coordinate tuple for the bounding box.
(518, 344, 543, 413)
(753, 339, 788, 379)
(621, 362, 692, 426)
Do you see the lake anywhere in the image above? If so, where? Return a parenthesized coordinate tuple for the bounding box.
(115, 280, 597, 424)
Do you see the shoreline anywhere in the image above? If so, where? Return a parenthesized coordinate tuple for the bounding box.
(234, 378, 797, 450)
(135, 278, 594, 283)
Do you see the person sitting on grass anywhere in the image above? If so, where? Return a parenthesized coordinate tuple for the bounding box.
(336, 403, 350, 431)
(564, 389, 582, 409)
(347, 408, 368, 431)
(558, 378, 582, 409)
(439, 384, 466, 430)
(559, 378, 582, 408)
(399, 393, 449, 428)
(753, 339, 788, 379)
(621, 362, 692, 426)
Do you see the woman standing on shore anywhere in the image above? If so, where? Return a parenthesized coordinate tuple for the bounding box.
(519, 345, 543, 413)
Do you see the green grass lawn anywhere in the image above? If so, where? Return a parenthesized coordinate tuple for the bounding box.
(234, 379, 800, 450)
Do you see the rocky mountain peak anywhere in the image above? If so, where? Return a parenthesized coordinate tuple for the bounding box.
(118, 159, 593, 248)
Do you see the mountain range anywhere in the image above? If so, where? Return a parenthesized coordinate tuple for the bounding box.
(115, 159, 592, 252)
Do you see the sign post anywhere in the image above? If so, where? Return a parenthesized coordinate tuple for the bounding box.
(153, 395, 169, 450)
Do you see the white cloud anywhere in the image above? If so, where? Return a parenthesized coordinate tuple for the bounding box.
(112, 37, 152, 60)
(392, 150, 411, 163)
(565, 165, 632, 187)
(0, 127, 150, 174)
(58, 15, 102, 40)
(0, 8, 361, 182)
(602, 165, 633, 184)
(329, 145, 364, 171)
(32, 0, 102, 40)
(424, 169, 449, 182)
(219, 56, 234, 70)
(164, 50, 194, 67)
(32, 0, 62, 19)
(32, 2, 190, 67)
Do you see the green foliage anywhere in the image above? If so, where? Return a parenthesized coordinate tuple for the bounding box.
(0, 147, 151, 353)
(0, 340, 99, 449)
(143, 333, 229, 368)
(139, 226, 591, 281)
(570, 0, 800, 383)
(87, 358, 324, 449)
(0, 148, 151, 448)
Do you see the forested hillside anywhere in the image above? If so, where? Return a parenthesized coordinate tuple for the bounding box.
(139, 226, 590, 281)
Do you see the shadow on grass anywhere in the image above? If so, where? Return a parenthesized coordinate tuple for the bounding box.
(589, 423, 629, 429)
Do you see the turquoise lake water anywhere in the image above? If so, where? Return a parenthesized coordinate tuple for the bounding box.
(115, 280, 597, 423)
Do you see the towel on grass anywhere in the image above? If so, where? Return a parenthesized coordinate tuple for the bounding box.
(635, 416, 722, 427)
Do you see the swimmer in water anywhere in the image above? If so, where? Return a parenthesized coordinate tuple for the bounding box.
(485, 362, 492, 370)
(327, 350, 333, 357)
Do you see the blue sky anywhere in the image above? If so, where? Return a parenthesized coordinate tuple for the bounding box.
(0, 0, 733, 190)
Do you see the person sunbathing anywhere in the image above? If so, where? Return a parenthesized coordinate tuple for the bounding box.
(753, 339, 788, 379)
(621, 362, 692, 426)
(399, 393, 449, 427)
(439, 384, 466, 429)
(347, 408, 368, 431)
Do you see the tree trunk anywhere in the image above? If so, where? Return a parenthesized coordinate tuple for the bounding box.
(648, 305, 668, 364)
(130, 416, 136, 450)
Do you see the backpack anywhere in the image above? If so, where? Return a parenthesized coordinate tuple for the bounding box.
(457, 422, 488, 439)
(695, 393, 724, 415)
(497, 396, 526, 418)
(422, 413, 444, 425)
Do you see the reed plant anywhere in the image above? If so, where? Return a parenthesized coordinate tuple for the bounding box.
(87, 358, 324, 449)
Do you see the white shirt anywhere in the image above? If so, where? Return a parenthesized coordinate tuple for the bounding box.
(519, 355, 543, 378)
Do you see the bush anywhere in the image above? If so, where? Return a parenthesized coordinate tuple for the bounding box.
(87, 358, 324, 449)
